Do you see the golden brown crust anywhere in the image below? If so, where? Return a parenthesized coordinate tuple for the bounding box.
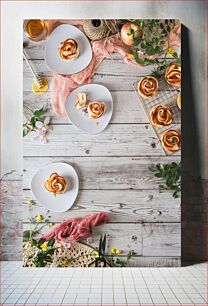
(161, 129, 181, 152)
(150, 105, 173, 128)
(87, 102, 105, 119)
(58, 38, 80, 61)
(45, 172, 67, 195)
(177, 92, 181, 110)
(137, 76, 158, 99)
(165, 63, 181, 87)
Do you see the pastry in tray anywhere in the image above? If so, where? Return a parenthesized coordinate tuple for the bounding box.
(58, 38, 80, 61)
(88, 102, 105, 119)
(45, 173, 67, 195)
(161, 129, 181, 152)
(150, 105, 173, 128)
(137, 76, 158, 99)
(165, 63, 181, 87)
(177, 92, 181, 110)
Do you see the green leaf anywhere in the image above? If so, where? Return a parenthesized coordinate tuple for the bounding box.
(133, 37, 141, 46)
(37, 238, 45, 247)
(47, 238, 55, 248)
(146, 48, 156, 56)
(30, 116, 36, 128)
(23, 128, 28, 137)
(23, 230, 36, 242)
(34, 107, 44, 118)
(155, 173, 162, 178)
(32, 238, 38, 247)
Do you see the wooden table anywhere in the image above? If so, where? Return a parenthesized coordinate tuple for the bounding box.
(22, 36, 181, 266)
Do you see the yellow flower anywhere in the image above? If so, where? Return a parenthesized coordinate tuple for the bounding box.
(115, 249, 122, 255)
(48, 223, 53, 227)
(61, 259, 70, 267)
(40, 242, 48, 251)
(36, 214, 43, 222)
(26, 199, 34, 205)
(167, 47, 175, 56)
(127, 53, 134, 59)
(111, 248, 122, 255)
(94, 251, 99, 258)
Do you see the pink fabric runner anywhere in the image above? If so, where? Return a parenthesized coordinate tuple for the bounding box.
(47, 20, 181, 118)
(43, 212, 110, 244)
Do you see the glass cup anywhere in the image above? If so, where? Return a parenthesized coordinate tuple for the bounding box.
(23, 19, 47, 42)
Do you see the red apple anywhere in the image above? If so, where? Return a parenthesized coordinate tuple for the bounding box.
(121, 22, 143, 46)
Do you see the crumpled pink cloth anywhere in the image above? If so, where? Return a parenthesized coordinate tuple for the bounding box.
(47, 20, 181, 118)
(43, 212, 110, 244)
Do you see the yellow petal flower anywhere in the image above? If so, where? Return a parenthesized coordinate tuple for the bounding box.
(36, 214, 43, 222)
(111, 248, 117, 254)
(26, 199, 34, 205)
(61, 259, 70, 267)
(127, 53, 134, 59)
(48, 223, 53, 227)
(115, 249, 122, 255)
(94, 251, 99, 258)
(40, 242, 48, 251)
(168, 47, 175, 56)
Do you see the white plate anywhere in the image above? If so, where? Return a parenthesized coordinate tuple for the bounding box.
(31, 162, 79, 212)
(44, 24, 92, 74)
(65, 84, 113, 134)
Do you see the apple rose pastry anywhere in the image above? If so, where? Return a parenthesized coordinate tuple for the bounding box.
(161, 129, 181, 152)
(58, 38, 80, 61)
(137, 76, 158, 99)
(150, 105, 173, 128)
(165, 63, 181, 87)
(45, 173, 67, 195)
(177, 92, 181, 110)
(88, 102, 105, 119)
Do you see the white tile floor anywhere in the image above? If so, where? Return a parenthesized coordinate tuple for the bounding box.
(0, 261, 207, 305)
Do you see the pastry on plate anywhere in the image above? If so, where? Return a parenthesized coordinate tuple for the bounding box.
(177, 92, 181, 110)
(137, 76, 158, 99)
(75, 93, 87, 109)
(150, 105, 173, 128)
(161, 129, 181, 152)
(45, 173, 67, 195)
(165, 63, 181, 87)
(58, 38, 80, 61)
(88, 102, 105, 119)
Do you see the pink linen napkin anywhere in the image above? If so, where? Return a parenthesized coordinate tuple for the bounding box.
(47, 20, 181, 118)
(43, 212, 110, 244)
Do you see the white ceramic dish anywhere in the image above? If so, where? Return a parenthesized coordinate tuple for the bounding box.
(31, 162, 79, 212)
(65, 84, 113, 134)
(44, 24, 92, 74)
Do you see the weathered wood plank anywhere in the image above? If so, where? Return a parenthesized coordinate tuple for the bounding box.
(143, 223, 181, 256)
(24, 39, 180, 61)
(128, 256, 181, 267)
(24, 91, 150, 124)
(22, 192, 180, 223)
(23, 59, 158, 77)
(23, 124, 180, 157)
(23, 156, 180, 189)
(22, 222, 180, 256)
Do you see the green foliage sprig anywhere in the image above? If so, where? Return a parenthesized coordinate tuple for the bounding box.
(128, 19, 180, 74)
(29, 237, 55, 267)
(149, 162, 181, 198)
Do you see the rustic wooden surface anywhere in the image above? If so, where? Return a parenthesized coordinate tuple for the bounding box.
(1, 2, 207, 265)
(1, 21, 182, 264)
(18, 36, 182, 266)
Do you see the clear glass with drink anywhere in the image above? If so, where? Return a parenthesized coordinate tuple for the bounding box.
(23, 19, 47, 42)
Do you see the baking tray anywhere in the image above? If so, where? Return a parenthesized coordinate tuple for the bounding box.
(133, 76, 181, 155)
